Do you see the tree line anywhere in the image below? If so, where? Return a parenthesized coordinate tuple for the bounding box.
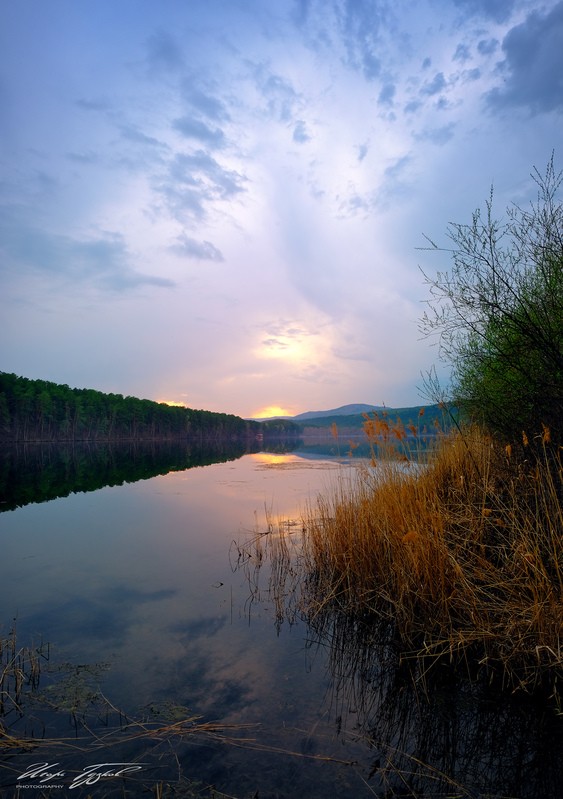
(0, 372, 299, 444)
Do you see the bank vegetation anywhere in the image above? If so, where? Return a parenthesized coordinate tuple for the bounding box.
(303, 421, 561, 698)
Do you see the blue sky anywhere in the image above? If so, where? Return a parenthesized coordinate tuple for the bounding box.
(1, 0, 561, 417)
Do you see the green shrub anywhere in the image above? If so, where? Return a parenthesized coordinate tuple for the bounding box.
(420, 156, 563, 448)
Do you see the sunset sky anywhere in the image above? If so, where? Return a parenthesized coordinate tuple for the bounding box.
(1, 0, 561, 418)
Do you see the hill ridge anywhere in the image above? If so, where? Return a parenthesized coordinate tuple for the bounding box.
(253, 403, 385, 422)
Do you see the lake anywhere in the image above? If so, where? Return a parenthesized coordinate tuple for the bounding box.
(1, 442, 561, 798)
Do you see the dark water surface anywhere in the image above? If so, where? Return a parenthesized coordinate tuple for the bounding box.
(0, 443, 561, 798)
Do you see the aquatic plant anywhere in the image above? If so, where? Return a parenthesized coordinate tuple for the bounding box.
(301, 423, 562, 698)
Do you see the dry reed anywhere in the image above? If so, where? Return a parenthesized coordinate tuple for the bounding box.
(300, 421, 562, 700)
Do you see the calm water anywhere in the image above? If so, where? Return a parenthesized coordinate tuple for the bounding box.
(1, 444, 561, 798)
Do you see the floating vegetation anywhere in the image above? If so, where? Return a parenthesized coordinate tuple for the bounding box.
(0, 624, 264, 797)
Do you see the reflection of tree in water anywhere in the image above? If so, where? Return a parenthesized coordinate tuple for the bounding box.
(0, 440, 258, 511)
(310, 610, 562, 798)
(237, 528, 563, 798)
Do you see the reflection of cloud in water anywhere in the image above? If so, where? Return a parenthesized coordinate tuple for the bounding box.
(136, 619, 260, 721)
(180, 652, 253, 715)
(168, 615, 227, 640)
(24, 585, 178, 648)
(107, 585, 178, 605)
(32, 596, 128, 643)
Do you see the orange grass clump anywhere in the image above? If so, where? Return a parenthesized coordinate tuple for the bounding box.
(301, 425, 562, 697)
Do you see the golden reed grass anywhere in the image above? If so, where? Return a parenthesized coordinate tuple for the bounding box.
(301, 419, 562, 700)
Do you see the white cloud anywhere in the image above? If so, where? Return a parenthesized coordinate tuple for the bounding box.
(172, 117, 226, 148)
(171, 234, 224, 262)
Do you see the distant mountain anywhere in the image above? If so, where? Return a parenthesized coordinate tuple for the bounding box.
(295, 403, 459, 434)
(250, 403, 385, 422)
(251, 403, 459, 434)
(293, 403, 384, 421)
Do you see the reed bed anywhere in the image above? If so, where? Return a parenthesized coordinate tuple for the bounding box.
(0, 623, 46, 730)
(300, 421, 562, 699)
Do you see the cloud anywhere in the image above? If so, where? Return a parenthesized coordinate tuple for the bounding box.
(254, 319, 325, 369)
(262, 336, 288, 351)
(477, 38, 498, 56)
(421, 72, 447, 96)
(334, 0, 387, 80)
(66, 151, 99, 164)
(485, 2, 563, 115)
(291, 0, 313, 28)
(171, 234, 224, 262)
(291, 0, 388, 81)
(182, 84, 230, 122)
(172, 116, 226, 148)
(453, 43, 471, 63)
(404, 99, 422, 114)
(120, 125, 167, 149)
(157, 150, 247, 221)
(414, 123, 456, 145)
(384, 154, 411, 181)
(256, 70, 302, 122)
(145, 29, 185, 74)
(292, 120, 310, 142)
(172, 152, 246, 197)
(0, 216, 174, 292)
(373, 154, 413, 210)
(462, 67, 481, 83)
(357, 143, 368, 161)
(75, 97, 112, 112)
(378, 82, 396, 106)
(338, 192, 372, 217)
(452, 0, 516, 23)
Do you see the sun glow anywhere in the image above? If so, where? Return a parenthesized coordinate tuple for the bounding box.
(253, 405, 293, 418)
(251, 452, 296, 466)
(255, 322, 321, 365)
(258, 337, 308, 361)
(157, 400, 187, 407)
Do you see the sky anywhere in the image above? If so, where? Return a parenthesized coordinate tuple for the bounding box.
(1, 0, 561, 418)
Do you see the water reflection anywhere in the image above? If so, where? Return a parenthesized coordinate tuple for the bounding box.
(0, 439, 419, 513)
(239, 525, 563, 798)
(0, 449, 375, 797)
(2, 445, 560, 798)
(318, 615, 561, 798)
(0, 439, 266, 512)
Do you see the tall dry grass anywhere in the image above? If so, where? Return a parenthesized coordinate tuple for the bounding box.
(301, 422, 562, 698)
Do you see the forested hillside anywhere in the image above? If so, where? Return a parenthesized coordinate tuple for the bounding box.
(0, 372, 265, 443)
(298, 403, 457, 435)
